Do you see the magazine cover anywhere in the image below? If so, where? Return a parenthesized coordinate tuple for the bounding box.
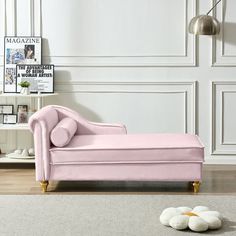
(16, 64, 54, 93)
(4, 37, 42, 93)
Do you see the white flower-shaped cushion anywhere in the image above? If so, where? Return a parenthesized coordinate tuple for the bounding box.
(160, 206, 222, 232)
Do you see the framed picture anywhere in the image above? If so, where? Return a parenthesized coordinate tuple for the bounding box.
(0, 105, 14, 114)
(4, 36, 42, 93)
(17, 112, 28, 123)
(3, 114, 17, 124)
(17, 105, 28, 112)
(16, 64, 54, 93)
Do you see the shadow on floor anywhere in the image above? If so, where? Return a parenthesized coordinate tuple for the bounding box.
(50, 181, 194, 193)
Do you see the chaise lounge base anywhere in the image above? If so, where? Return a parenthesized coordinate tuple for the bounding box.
(29, 105, 204, 193)
(40, 181, 201, 193)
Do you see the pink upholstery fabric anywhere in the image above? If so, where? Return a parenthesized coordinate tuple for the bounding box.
(29, 105, 204, 185)
(50, 134, 204, 164)
(29, 106, 59, 180)
(50, 163, 202, 181)
(50, 117, 77, 147)
(29, 105, 127, 181)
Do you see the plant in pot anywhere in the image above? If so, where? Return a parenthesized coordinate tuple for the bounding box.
(18, 81, 30, 95)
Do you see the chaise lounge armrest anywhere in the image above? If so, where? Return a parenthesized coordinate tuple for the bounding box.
(29, 105, 127, 181)
(29, 106, 59, 181)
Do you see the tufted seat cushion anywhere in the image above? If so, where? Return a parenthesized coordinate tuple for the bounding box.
(49, 133, 204, 165)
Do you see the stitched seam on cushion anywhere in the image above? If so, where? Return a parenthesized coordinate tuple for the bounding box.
(49, 147, 204, 152)
(50, 160, 203, 165)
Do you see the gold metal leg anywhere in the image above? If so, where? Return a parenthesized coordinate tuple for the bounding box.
(192, 181, 200, 193)
(40, 181, 49, 193)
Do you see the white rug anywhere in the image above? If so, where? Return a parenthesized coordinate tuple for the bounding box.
(0, 195, 236, 236)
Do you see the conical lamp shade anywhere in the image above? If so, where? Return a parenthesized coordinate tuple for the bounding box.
(189, 15, 220, 35)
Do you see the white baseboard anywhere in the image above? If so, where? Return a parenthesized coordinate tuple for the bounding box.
(204, 157, 236, 165)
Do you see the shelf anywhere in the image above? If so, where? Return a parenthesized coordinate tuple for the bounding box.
(0, 123, 29, 130)
(0, 154, 35, 163)
(0, 92, 55, 164)
(0, 93, 58, 98)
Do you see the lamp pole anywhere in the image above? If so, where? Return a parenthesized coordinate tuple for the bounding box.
(206, 0, 222, 15)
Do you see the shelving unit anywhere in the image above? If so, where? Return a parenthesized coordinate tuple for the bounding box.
(0, 93, 58, 110)
(0, 123, 29, 130)
(0, 154, 35, 163)
(0, 93, 58, 163)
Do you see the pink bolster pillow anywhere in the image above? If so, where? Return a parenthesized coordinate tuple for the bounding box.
(50, 117, 77, 147)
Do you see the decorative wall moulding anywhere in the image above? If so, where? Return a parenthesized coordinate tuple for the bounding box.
(212, 0, 236, 66)
(211, 81, 236, 155)
(0, 56, 3, 67)
(0, 0, 5, 66)
(1, 0, 197, 67)
(36, 0, 197, 67)
(55, 81, 197, 134)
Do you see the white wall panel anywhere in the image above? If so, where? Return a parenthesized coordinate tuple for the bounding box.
(40, 0, 196, 66)
(5, 0, 16, 36)
(222, 92, 236, 144)
(211, 81, 236, 155)
(46, 81, 196, 134)
(0, 0, 4, 101)
(212, 0, 236, 66)
(16, 0, 31, 36)
(0, 0, 5, 66)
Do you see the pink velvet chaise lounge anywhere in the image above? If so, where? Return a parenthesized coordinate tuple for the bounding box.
(29, 105, 204, 193)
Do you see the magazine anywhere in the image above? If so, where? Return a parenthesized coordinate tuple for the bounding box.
(4, 37, 42, 93)
(16, 65, 54, 93)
